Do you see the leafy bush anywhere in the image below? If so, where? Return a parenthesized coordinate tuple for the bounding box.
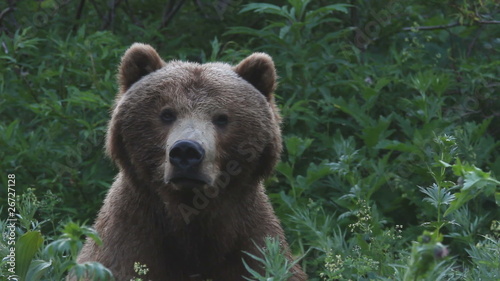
(1, 0, 499, 280)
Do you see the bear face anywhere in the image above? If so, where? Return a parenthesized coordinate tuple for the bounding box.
(107, 44, 282, 206)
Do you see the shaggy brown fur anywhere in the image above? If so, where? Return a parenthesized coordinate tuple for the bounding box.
(76, 43, 307, 281)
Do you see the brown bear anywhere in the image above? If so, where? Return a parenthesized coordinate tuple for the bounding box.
(76, 43, 307, 281)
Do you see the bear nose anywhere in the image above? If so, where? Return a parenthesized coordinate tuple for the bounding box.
(169, 140, 205, 169)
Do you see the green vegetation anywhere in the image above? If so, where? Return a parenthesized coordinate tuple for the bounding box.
(1, 0, 499, 280)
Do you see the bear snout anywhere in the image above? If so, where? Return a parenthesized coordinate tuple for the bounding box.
(166, 140, 211, 189)
(169, 140, 205, 169)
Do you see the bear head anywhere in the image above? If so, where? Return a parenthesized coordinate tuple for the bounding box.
(106, 43, 282, 203)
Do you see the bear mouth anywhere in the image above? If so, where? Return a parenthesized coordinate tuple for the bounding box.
(166, 174, 210, 189)
(170, 177, 206, 186)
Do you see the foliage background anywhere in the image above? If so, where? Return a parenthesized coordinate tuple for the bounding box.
(1, 0, 499, 280)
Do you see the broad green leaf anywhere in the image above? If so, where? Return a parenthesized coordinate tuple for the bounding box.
(224, 27, 268, 38)
(71, 262, 114, 280)
(462, 168, 499, 192)
(285, 136, 313, 163)
(305, 4, 351, 20)
(240, 3, 281, 14)
(25, 260, 52, 281)
(375, 140, 420, 154)
(444, 162, 500, 216)
(374, 77, 391, 92)
(279, 25, 291, 39)
(333, 97, 372, 127)
(16, 231, 43, 280)
(305, 162, 332, 187)
(361, 116, 393, 148)
(239, 3, 295, 22)
(0, 55, 17, 63)
(5, 119, 20, 140)
(275, 162, 293, 183)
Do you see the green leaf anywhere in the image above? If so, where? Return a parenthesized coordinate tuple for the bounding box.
(375, 140, 419, 154)
(275, 162, 293, 183)
(333, 96, 372, 127)
(16, 231, 44, 280)
(285, 136, 313, 163)
(438, 160, 452, 168)
(25, 260, 52, 281)
(420, 184, 455, 209)
(462, 168, 499, 192)
(71, 262, 114, 280)
(305, 4, 351, 20)
(444, 161, 500, 216)
(305, 162, 332, 186)
(4, 119, 20, 141)
(209, 37, 220, 61)
(224, 27, 268, 38)
(361, 116, 393, 148)
(374, 77, 391, 92)
(240, 3, 281, 14)
(240, 3, 294, 22)
(279, 25, 291, 39)
(0, 55, 17, 63)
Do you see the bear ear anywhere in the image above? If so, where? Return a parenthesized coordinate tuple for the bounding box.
(118, 43, 166, 93)
(233, 53, 277, 100)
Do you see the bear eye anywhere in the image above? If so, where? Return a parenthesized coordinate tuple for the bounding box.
(160, 109, 176, 124)
(213, 114, 229, 128)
